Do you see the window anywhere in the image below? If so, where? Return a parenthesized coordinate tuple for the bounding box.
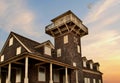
(1, 55, 4, 62)
(77, 45, 80, 53)
(93, 79, 96, 83)
(54, 70, 60, 82)
(73, 62, 76, 66)
(99, 79, 101, 83)
(84, 77, 90, 83)
(16, 47, 21, 55)
(57, 49, 61, 57)
(83, 60, 87, 67)
(38, 67, 46, 81)
(9, 37, 13, 46)
(64, 35, 68, 44)
(97, 66, 99, 71)
(16, 69, 21, 82)
(90, 63, 93, 69)
(44, 46, 51, 56)
(84, 78, 87, 83)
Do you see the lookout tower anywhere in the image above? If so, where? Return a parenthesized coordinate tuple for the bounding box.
(45, 10, 88, 66)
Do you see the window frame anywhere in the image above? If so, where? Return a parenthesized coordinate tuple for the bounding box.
(0, 55, 4, 62)
(38, 66, 46, 82)
(44, 46, 51, 56)
(16, 46, 21, 55)
(9, 37, 13, 46)
(64, 35, 68, 44)
(57, 48, 61, 57)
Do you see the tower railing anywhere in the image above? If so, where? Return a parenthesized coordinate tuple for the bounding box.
(45, 14, 88, 33)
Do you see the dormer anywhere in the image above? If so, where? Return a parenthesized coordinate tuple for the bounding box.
(87, 60, 93, 69)
(94, 63, 100, 71)
(35, 40, 54, 56)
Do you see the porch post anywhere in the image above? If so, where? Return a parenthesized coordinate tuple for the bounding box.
(65, 67, 68, 83)
(24, 57, 29, 83)
(76, 70, 78, 83)
(8, 63, 11, 83)
(0, 67, 1, 83)
(49, 63, 53, 83)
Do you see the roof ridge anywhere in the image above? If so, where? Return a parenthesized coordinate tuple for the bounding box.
(11, 31, 41, 45)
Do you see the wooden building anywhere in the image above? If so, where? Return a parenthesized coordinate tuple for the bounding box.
(0, 10, 103, 83)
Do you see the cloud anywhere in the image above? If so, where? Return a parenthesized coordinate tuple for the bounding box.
(0, 0, 41, 38)
(82, 0, 120, 82)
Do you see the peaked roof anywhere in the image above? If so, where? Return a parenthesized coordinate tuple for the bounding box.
(0, 32, 54, 55)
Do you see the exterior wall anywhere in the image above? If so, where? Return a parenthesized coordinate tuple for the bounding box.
(2, 36, 27, 61)
(83, 71, 102, 83)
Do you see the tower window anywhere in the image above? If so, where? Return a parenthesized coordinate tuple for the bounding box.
(9, 37, 13, 46)
(77, 45, 80, 53)
(64, 35, 68, 44)
(0, 55, 4, 62)
(57, 49, 61, 57)
(16, 47, 21, 55)
(44, 46, 51, 56)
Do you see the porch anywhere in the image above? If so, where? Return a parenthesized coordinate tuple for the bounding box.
(0, 53, 79, 83)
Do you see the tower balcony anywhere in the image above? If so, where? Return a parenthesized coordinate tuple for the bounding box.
(45, 10, 88, 37)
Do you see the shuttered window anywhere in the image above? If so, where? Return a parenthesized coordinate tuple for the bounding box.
(64, 35, 68, 44)
(9, 37, 13, 46)
(44, 46, 51, 56)
(16, 47, 21, 55)
(0, 55, 4, 62)
(57, 49, 61, 57)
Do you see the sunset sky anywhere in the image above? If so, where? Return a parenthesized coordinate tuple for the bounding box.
(0, 0, 120, 83)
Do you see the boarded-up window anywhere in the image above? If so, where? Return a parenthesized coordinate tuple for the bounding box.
(83, 60, 86, 67)
(16, 47, 21, 55)
(38, 67, 46, 81)
(64, 35, 68, 44)
(9, 37, 13, 46)
(54, 70, 60, 82)
(1, 55, 4, 62)
(57, 49, 61, 57)
(16, 69, 21, 83)
(77, 45, 80, 53)
(93, 79, 96, 83)
(44, 46, 51, 56)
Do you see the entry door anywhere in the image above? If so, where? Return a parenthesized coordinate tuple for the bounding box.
(16, 69, 21, 83)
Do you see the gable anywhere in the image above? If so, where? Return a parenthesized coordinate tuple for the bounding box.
(0, 32, 31, 62)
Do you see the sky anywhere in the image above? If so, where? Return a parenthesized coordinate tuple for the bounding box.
(0, 0, 120, 83)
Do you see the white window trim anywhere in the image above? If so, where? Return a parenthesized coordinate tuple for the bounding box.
(16, 47, 21, 55)
(64, 35, 68, 44)
(38, 66, 46, 81)
(84, 77, 90, 83)
(44, 46, 51, 56)
(9, 37, 13, 46)
(57, 48, 61, 57)
(1, 55, 4, 62)
(16, 69, 22, 82)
